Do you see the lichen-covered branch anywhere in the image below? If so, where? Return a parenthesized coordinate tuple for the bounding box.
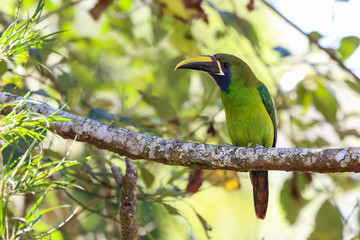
(1, 91, 360, 173)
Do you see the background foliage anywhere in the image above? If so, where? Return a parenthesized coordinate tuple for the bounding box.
(1, 0, 360, 239)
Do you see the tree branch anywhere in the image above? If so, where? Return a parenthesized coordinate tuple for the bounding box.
(1, 91, 360, 173)
(111, 159, 138, 240)
(261, 0, 360, 82)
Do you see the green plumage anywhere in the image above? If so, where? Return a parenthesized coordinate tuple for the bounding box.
(216, 54, 276, 220)
(221, 82, 275, 148)
(214, 53, 276, 149)
(175, 53, 277, 219)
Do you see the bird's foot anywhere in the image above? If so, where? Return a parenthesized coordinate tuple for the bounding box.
(219, 142, 233, 147)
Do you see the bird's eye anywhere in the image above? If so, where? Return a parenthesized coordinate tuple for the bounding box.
(223, 62, 230, 68)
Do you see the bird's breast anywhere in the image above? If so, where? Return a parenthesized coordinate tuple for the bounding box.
(221, 90, 274, 148)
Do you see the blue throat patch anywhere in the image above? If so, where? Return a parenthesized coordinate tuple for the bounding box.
(210, 71, 231, 93)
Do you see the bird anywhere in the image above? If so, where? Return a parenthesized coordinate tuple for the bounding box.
(175, 53, 276, 219)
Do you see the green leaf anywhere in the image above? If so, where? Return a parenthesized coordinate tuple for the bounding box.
(309, 200, 343, 240)
(329, 174, 358, 191)
(140, 166, 155, 188)
(0, 193, 9, 235)
(312, 82, 338, 123)
(309, 31, 322, 41)
(120, 0, 133, 10)
(0, 60, 8, 76)
(152, 21, 168, 44)
(43, 149, 64, 160)
(18, 190, 48, 231)
(194, 210, 212, 239)
(161, 202, 181, 215)
(88, 108, 115, 121)
(218, 10, 259, 50)
(280, 173, 309, 224)
(139, 90, 177, 122)
(295, 80, 312, 111)
(167, 168, 189, 184)
(169, 21, 200, 56)
(160, 189, 185, 198)
(187, 203, 212, 239)
(30, 89, 51, 98)
(344, 79, 360, 95)
(59, 72, 77, 92)
(338, 36, 360, 61)
(68, 88, 82, 111)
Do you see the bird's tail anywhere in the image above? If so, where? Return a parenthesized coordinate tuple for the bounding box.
(249, 170, 268, 220)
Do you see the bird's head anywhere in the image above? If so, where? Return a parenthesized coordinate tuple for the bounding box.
(175, 53, 257, 93)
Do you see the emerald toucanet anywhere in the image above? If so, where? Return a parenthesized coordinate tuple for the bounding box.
(175, 53, 276, 219)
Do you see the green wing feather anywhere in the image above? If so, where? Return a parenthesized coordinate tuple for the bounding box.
(257, 84, 277, 147)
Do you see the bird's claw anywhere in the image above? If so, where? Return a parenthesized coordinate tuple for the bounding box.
(219, 142, 233, 147)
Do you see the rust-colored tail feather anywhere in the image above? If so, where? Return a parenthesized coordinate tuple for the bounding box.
(250, 170, 268, 220)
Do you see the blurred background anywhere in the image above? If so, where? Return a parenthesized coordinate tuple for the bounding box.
(1, 0, 360, 239)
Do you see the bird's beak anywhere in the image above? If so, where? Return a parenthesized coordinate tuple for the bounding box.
(174, 55, 225, 76)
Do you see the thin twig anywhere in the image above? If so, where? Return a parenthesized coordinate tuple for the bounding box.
(111, 164, 122, 186)
(261, 0, 360, 82)
(64, 190, 120, 222)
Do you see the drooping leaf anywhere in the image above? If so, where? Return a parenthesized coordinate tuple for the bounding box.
(194, 210, 212, 239)
(296, 79, 312, 111)
(139, 90, 177, 122)
(167, 168, 189, 184)
(280, 173, 309, 224)
(186, 169, 203, 194)
(344, 79, 360, 94)
(160, 189, 185, 198)
(88, 108, 116, 120)
(68, 88, 82, 111)
(338, 36, 360, 61)
(309, 200, 343, 240)
(217, 10, 260, 50)
(312, 81, 338, 123)
(161, 202, 181, 215)
(140, 166, 155, 188)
